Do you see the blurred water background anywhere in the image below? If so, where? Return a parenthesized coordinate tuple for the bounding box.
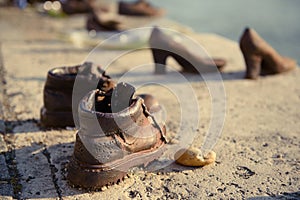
(150, 0, 300, 62)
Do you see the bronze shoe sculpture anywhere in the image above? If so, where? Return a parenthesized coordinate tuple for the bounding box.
(118, 0, 165, 17)
(61, 0, 92, 15)
(40, 62, 114, 128)
(240, 27, 297, 79)
(67, 82, 167, 189)
(86, 9, 122, 32)
(149, 27, 226, 74)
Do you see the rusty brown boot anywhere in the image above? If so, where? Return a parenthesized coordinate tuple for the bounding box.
(67, 82, 167, 189)
(239, 27, 297, 79)
(40, 62, 114, 128)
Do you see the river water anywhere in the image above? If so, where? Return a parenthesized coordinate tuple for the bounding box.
(151, 0, 300, 62)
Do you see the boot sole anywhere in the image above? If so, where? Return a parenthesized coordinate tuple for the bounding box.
(67, 143, 166, 189)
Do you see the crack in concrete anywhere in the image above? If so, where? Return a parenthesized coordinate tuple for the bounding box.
(42, 147, 62, 200)
(3, 149, 22, 199)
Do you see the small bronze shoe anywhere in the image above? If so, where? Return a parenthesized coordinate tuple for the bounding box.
(67, 82, 167, 189)
(86, 9, 122, 32)
(149, 27, 226, 74)
(239, 27, 297, 79)
(61, 0, 92, 15)
(118, 0, 165, 17)
(40, 62, 114, 128)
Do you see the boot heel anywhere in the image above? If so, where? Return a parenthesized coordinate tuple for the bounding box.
(67, 156, 127, 189)
(243, 54, 262, 79)
(151, 48, 168, 74)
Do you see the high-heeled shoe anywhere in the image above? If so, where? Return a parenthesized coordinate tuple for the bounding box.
(149, 27, 226, 74)
(239, 27, 297, 79)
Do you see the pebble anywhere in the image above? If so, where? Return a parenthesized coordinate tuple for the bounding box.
(174, 147, 216, 167)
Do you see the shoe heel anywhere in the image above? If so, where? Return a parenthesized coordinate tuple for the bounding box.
(243, 54, 262, 79)
(67, 157, 127, 189)
(151, 49, 168, 74)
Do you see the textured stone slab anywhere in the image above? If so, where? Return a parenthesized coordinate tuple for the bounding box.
(21, 177, 57, 199)
(0, 154, 9, 180)
(0, 183, 13, 199)
(12, 132, 58, 199)
(0, 120, 5, 134)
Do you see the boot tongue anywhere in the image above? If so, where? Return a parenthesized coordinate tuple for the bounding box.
(111, 82, 135, 113)
(94, 82, 135, 113)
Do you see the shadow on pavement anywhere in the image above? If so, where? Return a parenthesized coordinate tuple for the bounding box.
(247, 191, 300, 200)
